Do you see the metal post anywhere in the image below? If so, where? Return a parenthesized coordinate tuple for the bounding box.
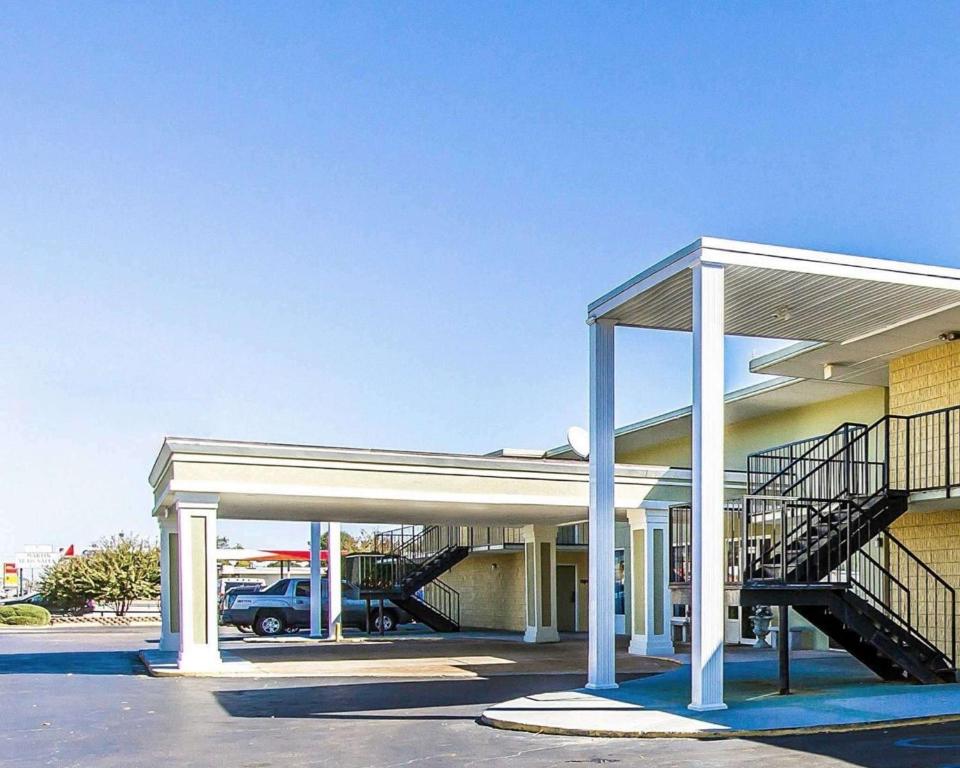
(906, 416, 912, 492)
(779, 605, 790, 695)
(689, 261, 727, 712)
(378, 597, 385, 637)
(587, 318, 617, 690)
(365, 598, 372, 634)
(946, 412, 952, 498)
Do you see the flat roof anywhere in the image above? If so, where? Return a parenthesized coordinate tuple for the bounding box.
(589, 237, 960, 342)
(749, 303, 960, 386)
(151, 437, 748, 526)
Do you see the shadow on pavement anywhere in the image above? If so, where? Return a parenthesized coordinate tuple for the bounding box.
(215, 673, 653, 721)
(751, 722, 960, 768)
(0, 650, 144, 675)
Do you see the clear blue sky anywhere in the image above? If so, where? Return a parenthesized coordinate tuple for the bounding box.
(2, 3, 960, 556)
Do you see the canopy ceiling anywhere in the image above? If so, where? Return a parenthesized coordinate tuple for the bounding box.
(589, 238, 960, 342)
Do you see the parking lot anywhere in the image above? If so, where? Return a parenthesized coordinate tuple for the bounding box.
(4, 627, 960, 768)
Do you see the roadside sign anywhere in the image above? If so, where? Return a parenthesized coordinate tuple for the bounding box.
(3, 563, 17, 589)
(15, 550, 60, 571)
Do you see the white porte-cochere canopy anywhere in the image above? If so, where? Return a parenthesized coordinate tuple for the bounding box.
(149, 436, 746, 673)
(586, 237, 960, 709)
(149, 437, 725, 526)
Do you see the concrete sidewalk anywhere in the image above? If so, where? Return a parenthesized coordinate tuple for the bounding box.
(141, 632, 680, 679)
(481, 653, 960, 738)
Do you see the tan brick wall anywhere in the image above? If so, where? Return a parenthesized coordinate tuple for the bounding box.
(441, 551, 526, 632)
(889, 509, 960, 659)
(890, 342, 960, 416)
(889, 342, 960, 659)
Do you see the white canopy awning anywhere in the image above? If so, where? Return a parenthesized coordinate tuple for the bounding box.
(589, 237, 960, 340)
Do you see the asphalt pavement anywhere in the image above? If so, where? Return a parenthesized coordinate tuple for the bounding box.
(2, 627, 960, 767)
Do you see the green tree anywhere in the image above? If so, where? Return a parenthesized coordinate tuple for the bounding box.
(39, 533, 160, 616)
(319, 528, 377, 553)
(36, 556, 90, 615)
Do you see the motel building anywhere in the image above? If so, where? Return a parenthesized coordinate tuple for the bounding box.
(149, 238, 960, 717)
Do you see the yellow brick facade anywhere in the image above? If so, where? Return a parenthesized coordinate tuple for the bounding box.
(441, 547, 591, 633)
(441, 551, 526, 632)
(889, 341, 960, 658)
(890, 342, 960, 416)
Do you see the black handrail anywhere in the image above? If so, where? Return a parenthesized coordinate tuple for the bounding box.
(375, 523, 586, 558)
(669, 401, 960, 670)
(748, 422, 867, 496)
(346, 551, 462, 627)
(883, 532, 956, 667)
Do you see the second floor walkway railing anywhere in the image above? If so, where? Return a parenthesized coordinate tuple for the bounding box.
(373, 522, 588, 561)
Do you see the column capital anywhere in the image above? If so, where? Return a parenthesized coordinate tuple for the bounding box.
(522, 523, 558, 542)
(173, 493, 220, 513)
(627, 507, 669, 528)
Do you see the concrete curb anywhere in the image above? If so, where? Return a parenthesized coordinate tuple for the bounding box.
(478, 712, 960, 740)
(138, 650, 259, 678)
(0, 623, 160, 632)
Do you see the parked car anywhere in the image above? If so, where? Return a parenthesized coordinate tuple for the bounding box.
(219, 577, 265, 597)
(0, 592, 93, 614)
(219, 585, 264, 632)
(220, 577, 412, 636)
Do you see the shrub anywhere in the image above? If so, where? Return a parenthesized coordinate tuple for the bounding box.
(0, 604, 51, 626)
(38, 533, 160, 616)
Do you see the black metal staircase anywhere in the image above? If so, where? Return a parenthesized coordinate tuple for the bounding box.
(739, 410, 957, 683)
(670, 405, 960, 684)
(345, 525, 470, 632)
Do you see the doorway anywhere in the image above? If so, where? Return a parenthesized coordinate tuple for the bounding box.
(556, 564, 577, 632)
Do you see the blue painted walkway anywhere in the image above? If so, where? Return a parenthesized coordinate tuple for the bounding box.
(483, 653, 960, 737)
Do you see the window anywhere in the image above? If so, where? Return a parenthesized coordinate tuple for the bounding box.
(262, 579, 289, 595)
(727, 605, 739, 621)
(295, 581, 310, 597)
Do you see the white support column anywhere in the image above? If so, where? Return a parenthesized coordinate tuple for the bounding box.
(327, 521, 342, 640)
(522, 524, 559, 643)
(310, 522, 323, 639)
(689, 261, 727, 712)
(174, 494, 221, 673)
(158, 510, 179, 653)
(627, 507, 674, 656)
(587, 318, 617, 690)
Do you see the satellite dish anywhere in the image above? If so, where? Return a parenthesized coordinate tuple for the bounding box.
(566, 426, 590, 459)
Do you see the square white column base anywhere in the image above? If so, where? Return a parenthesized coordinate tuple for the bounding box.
(524, 626, 560, 644)
(688, 702, 728, 712)
(628, 635, 675, 657)
(176, 646, 222, 673)
(585, 681, 619, 690)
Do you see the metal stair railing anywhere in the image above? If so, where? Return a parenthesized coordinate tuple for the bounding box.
(878, 532, 955, 668)
(346, 551, 462, 628)
(414, 577, 461, 628)
(748, 422, 868, 496)
(669, 500, 743, 585)
(722, 402, 960, 671)
(374, 524, 524, 560)
(742, 492, 955, 668)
